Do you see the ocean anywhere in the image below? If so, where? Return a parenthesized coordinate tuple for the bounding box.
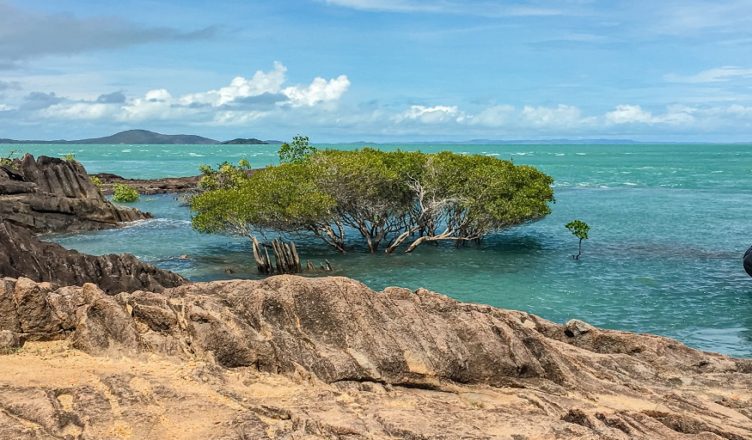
(3, 142, 751, 357)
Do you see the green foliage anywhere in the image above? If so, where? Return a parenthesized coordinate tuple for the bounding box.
(192, 163, 336, 240)
(64, 152, 76, 162)
(565, 220, 590, 240)
(112, 183, 140, 203)
(565, 219, 590, 259)
(198, 159, 252, 191)
(90, 175, 103, 189)
(278, 135, 317, 164)
(191, 148, 555, 254)
(0, 149, 19, 169)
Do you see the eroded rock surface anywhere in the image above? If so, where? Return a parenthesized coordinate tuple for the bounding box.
(0, 154, 148, 233)
(0, 154, 186, 291)
(0, 223, 185, 293)
(1, 275, 750, 439)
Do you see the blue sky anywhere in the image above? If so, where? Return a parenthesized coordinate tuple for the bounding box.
(0, 0, 751, 142)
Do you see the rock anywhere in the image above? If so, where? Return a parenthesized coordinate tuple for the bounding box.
(0, 154, 185, 292)
(564, 319, 596, 337)
(744, 245, 752, 277)
(0, 330, 20, 354)
(0, 275, 750, 438)
(0, 222, 185, 293)
(0, 154, 150, 233)
(93, 172, 200, 195)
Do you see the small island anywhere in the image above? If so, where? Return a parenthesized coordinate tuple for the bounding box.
(221, 138, 271, 145)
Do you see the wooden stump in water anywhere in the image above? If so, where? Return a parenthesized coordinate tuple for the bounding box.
(251, 236, 303, 274)
(251, 236, 333, 275)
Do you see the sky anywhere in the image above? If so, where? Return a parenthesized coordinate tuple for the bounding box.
(0, 0, 751, 142)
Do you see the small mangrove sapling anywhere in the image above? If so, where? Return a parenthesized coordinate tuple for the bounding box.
(112, 183, 140, 203)
(565, 220, 589, 260)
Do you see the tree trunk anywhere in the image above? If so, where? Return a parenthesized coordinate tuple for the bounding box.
(385, 229, 414, 254)
(250, 236, 302, 274)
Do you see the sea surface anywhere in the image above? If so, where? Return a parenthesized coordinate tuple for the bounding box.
(3, 142, 751, 357)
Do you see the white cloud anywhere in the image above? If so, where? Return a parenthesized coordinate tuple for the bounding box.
(605, 104, 695, 125)
(0, 104, 14, 112)
(726, 104, 752, 117)
(469, 105, 516, 127)
(283, 75, 351, 107)
(180, 62, 288, 107)
(521, 104, 592, 128)
(395, 105, 464, 124)
(32, 63, 350, 123)
(212, 110, 268, 125)
(605, 105, 656, 124)
(42, 102, 117, 120)
(144, 89, 172, 102)
(665, 66, 752, 83)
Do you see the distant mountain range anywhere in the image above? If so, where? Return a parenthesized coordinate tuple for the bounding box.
(0, 130, 663, 145)
(0, 130, 282, 145)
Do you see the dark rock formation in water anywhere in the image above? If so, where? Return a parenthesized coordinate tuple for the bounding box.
(0, 154, 148, 233)
(1, 275, 750, 439)
(745, 245, 752, 277)
(92, 172, 200, 195)
(0, 154, 186, 291)
(0, 222, 185, 293)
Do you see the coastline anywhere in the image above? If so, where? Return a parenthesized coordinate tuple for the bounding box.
(1, 154, 751, 438)
(93, 172, 200, 195)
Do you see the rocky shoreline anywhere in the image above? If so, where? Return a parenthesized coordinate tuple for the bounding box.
(0, 154, 186, 290)
(93, 172, 200, 195)
(1, 155, 751, 439)
(1, 275, 751, 438)
(1, 155, 149, 233)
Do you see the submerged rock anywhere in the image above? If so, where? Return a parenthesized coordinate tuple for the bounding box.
(0, 154, 148, 233)
(0, 275, 750, 438)
(0, 222, 186, 292)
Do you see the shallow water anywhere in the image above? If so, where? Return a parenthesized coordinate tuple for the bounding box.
(4, 142, 751, 357)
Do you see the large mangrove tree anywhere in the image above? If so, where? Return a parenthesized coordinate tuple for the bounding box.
(191, 146, 554, 254)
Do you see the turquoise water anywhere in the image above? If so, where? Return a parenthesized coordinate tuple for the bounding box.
(3, 143, 752, 357)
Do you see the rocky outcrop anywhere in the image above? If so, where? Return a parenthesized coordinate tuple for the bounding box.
(0, 154, 148, 233)
(745, 245, 752, 277)
(93, 172, 200, 195)
(0, 223, 185, 293)
(0, 154, 186, 291)
(1, 275, 750, 439)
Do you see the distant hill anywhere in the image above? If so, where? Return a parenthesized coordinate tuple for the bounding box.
(221, 138, 267, 145)
(0, 130, 220, 145)
(78, 130, 220, 145)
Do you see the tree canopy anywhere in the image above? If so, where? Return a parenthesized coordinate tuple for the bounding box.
(191, 148, 554, 254)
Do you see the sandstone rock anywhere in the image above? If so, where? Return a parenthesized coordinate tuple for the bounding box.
(0, 222, 186, 293)
(0, 154, 149, 233)
(564, 318, 596, 337)
(0, 330, 20, 354)
(0, 275, 750, 438)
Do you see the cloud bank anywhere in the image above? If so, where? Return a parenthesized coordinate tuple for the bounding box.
(0, 1, 216, 67)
